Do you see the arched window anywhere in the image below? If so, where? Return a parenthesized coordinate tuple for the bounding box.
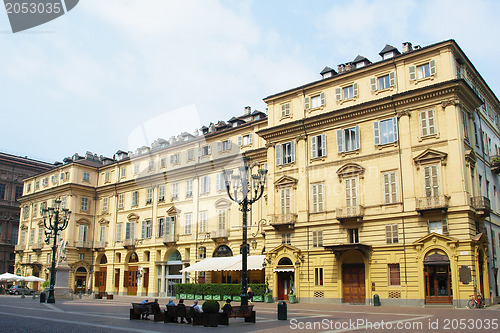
(99, 255, 107, 264)
(213, 245, 233, 257)
(129, 252, 139, 263)
(168, 250, 182, 261)
(278, 257, 293, 266)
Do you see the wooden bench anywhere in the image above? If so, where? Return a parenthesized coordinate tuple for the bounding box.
(130, 302, 164, 322)
(219, 305, 255, 325)
(163, 305, 203, 325)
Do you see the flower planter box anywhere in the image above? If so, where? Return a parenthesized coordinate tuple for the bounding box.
(288, 294, 298, 303)
(203, 313, 219, 327)
(212, 295, 221, 301)
(195, 294, 204, 300)
(223, 295, 232, 301)
(186, 294, 195, 300)
(204, 295, 212, 300)
(179, 293, 187, 299)
(264, 295, 274, 303)
(232, 295, 241, 302)
(253, 295, 263, 302)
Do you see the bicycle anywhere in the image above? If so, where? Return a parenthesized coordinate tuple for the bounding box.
(468, 294, 485, 309)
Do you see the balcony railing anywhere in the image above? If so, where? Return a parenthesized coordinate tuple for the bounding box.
(93, 241, 107, 249)
(471, 196, 491, 216)
(269, 214, 297, 229)
(32, 242, 43, 251)
(123, 238, 136, 248)
(490, 155, 500, 174)
(14, 244, 25, 252)
(336, 205, 365, 222)
(74, 241, 93, 249)
(210, 229, 229, 240)
(415, 195, 449, 214)
(162, 234, 179, 245)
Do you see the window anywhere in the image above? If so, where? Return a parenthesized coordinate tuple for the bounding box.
(42, 177, 48, 186)
(187, 149, 195, 161)
(171, 183, 179, 200)
(186, 179, 193, 197)
(281, 102, 291, 117)
(345, 178, 357, 207)
(158, 185, 165, 202)
(51, 175, 57, 184)
(132, 191, 138, 207)
(120, 167, 126, 178)
(146, 188, 153, 204)
(348, 228, 359, 244)
(33, 203, 37, 217)
(462, 109, 469, 140)
(184, 213, 192, 235)
(200, 176, 210, 194)
(165, 216, 175, 235)
(388, 264, 401, 286)
(170, 153, 180, 165)
(100, 225, 106, 243)
(409, 60, 436, 81)
(83, 172, 90, 181)
(104, 172, 110, 183)
(142, 219, 152, 239)
(216, 173, 226, 191)
(311, 183, 324, 212)
(200, 145, 211, 156)
(305, 92, 325, 110)
(157, 217, 165, 237)
(373, 117, 398, 145)
(125, 221, 135, 240)
(80, 197, 89, 211)
(102, 197, 108, 212)
(315, 268, 324, 286)
(61, 197, 66, 210)
(20, 230, 25, 245)
(27, 183, 31, 192)
(199, 247, 207, 259)
(118, 194, 124, 209)
(336, 83, 358, 101)
(238, 133, 253, 146)
(312, 230, 323, 247)
(218, 140, 232, 152)
(383, 171, 398, 204)
(199, 211, 207, 233)
(311, 134, 327, 159)
(35, 181, 39, 190)
(60, 173, 65, 181)
(79, 253, 85, 261)
(217, 209, 227, 230)
(134, 164, 140, 174)
(280, 188, 291, 215)
(428, 219, 448, 235)
(385, 224, 398, 244)
(275, 141, 295, 165)
(79, 224, 88, 242)
(0, 184, 5, 200)
(281, 233, 291, 245)
(370, 72, 395, 91)
(37, 227, 43, 243)
(424, 165, 440, 197)
(420, 109, 436, 137)
(337, 126, 360, 153)
(148, 160, 155, 171)
(29, 229, 35, 244)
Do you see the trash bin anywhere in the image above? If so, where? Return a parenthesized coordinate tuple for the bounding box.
(277, 301, 287, 320)
(40, 292, 46, 303)
(373, 294, 381, 306)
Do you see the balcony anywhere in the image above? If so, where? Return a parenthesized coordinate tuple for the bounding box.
(471, 196, 491, 217)
(123, 238, 136, 249)
(93, 241, 107, 250)
(490, 155, 500, 174)
(32, 242, 43, 251)
(210, 229, 229, 242)
(162, 234, 179, 245)
(415, 195, 450, 215)
(336, 205, 365, 223)
(269, 214, 297, 229)
(74, 241, 93, 249)
(14, 244, 24, 253)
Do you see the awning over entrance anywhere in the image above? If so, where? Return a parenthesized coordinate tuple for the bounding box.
(180, 255, 265, 273)
(273, 268, 294, 272)
(323, 243, 371, 258)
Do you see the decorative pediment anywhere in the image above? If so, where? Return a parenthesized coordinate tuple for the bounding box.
(274, 175, 298, 188)
(76, 218, 91, 225)
(412, 232, 458, 253)
(267, 243, 301, 255)
(98, 218, 110, 225)
(166, 206, 180, 216)
(413, 149, 447, 168)
(471, 232, 488, 244)
(465, 149, 476, 167)
(214, 198, 231, 209)
(336, 163, 365, 181)
(20, 223, 28, 230)
(127, 213, 140, 221)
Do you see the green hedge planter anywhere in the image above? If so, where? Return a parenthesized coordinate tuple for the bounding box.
(204, 295, 212, 300)
(253, 295, 263, 302)
(223, 295, 232, 301)
(212, 295, 221, 301)
(288, 295, 298, 303)
(232, 295, 241, 302)
(195, 294, 204, 300)
(264, 295, 274, 303)
(179, 293, 187, 299)
(186, 294, 195, 300)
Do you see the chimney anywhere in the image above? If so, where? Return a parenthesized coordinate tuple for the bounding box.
(244, 106, 251, 115)
(402, 42, 413, 53)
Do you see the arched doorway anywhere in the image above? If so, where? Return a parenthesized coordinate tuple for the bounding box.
(125, 252, 139, 296)
(276, 257, 294, 301)
(75, 267, 87, 294)
(424, 250, 452, 304)
(478, 250, 485, 298)
(213, 245, 235, 283)
(95, 255, 107, 294)
(157, 250, 183, 297)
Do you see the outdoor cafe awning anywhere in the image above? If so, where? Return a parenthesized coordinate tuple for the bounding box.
(181, 255, 265, 273)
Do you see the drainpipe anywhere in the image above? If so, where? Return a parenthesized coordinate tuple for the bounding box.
(301, 87, 311, 299)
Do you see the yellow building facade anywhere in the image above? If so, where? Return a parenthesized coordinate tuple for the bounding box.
(15, 40, 500, 307)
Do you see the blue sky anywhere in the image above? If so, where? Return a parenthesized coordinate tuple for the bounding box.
(1, 0, 500, 163)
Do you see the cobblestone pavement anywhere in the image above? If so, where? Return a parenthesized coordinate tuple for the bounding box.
(0, 294, 499, 333)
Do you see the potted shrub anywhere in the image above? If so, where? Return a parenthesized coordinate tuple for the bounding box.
(288, 275, 297, 303)
(202, 300, 220, 327)
(264, 277, 273, 303)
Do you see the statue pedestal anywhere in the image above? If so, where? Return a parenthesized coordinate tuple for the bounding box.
(54, 262, 72, 299)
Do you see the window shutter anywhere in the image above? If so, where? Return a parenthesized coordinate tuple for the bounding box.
(373, 121, 381, 145)
(442, 219, 448, 234)
(392, 116, 399, 142)
(389, 72, 396, 86)
(304, 96, 310, 110)
(227, 139, 231, 149)
(249, 133, 253, 144)
(217, 142, 221, 152)
(170, 155, 174, 164)
(420, 110, 428, 136)
(409, 65, 416, 81)
(320, 133, 327, 157)
(216, 174, 221, 191)
(207, 145, 211, 154)
(428, 110, 435, 135)
(337, 129, 345, 153)
(353, 83, 358, 97)
(355, 125, 360, 150)
(430, 60, 436, 75)
(311, 136, 317, 159)
(290, 141, 295, 163)
(320, 92, 325, 106)
(370, 78, 377, 91)
(141, 221, 146, 239)
(275, 144, 283, 165)
(238, 136, 242, 146)
(335, 88, 342, 101)
(198, 147, 202, 157)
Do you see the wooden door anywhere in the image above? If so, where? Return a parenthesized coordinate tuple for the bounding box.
(127, 266, 138, 295)
(425, 265, 452, 304)
(277, 272, 291, 300)
(342, 264, 365, 303)
(95, 267, 107, 293)
(143, 268, 149, 295)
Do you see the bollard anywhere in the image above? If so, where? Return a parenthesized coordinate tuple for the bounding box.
(373, 294, 381, 306)
(21, 289, 25, 299)
(277, 301, 287, 320)
(32, 292, 36, 299)
(79, 292, 82, 299)
(40, 291, 46, 303)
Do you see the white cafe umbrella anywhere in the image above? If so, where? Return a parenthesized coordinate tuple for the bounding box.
(24, 276, 45, 282)
(0, 273, 25, 282)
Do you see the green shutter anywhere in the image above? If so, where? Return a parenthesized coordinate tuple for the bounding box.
(370, 78, 377, 91)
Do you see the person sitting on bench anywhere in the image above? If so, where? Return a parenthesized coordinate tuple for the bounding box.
(177, 299, 190, 324)
(139, 299, 149, 319)
(222, 299, 232, 314)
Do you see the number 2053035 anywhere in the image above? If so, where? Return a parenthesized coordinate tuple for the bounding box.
(5, 2, 62, 14)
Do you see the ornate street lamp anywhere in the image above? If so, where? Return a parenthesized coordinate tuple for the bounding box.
(223, 157, 267, 306)
(42, 199, 71, 303)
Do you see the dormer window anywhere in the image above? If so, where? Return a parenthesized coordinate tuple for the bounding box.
(383, 52, 394, 60)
